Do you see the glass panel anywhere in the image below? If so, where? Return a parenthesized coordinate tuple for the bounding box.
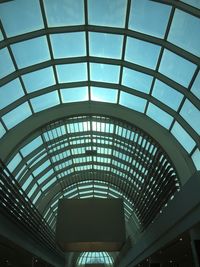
(44, 0, 85, 27)
(159, 49, 196, 87)
(22, 175, 33, 191)
(28, 184, 37, 198)
(0, 122, 6, 138)
(11, 36, 50, 69)
(0, 78, 24, 109)
(42, 177, 57, 191)
(91, 87, 118, 103)
(0, 48, 15, 79)
(61, 87, 88, 103)
(21, 136, 43, 157)
(181, 0, 200, 8)
(152, 80, 183, 111)
(180, 99, 200, 134)
(125, 37, 161, 69)
(88, 0, 127, 27)
(0, 0, 44, 37)
(38, 169, 54, 184)
(33, 160, 51, 176)
(90, 63, 120, 83)
(192, 148, 200, 170)
(171, 121, 196, 153)
(2, 102, 32, 130)
(0, 30, 3, 41)
(191, 71, 200, 100)
(31, 91, 60, 112)
(122, 67, 153, 93)
(168, 9, 200, 57)
(33, 191, 42, 204)
(147, 103, 173, 129)
(129, 0, 171, 38)
(22, 67, 55, 93)
(56, 63, 87, 83)
(119, 91, 147, 112)
(50, 32, 86, 58)
(7, 153, 22, 172)
(89, 32, 123, 59)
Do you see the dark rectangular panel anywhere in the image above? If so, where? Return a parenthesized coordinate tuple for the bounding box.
(56, 198, 125, 251)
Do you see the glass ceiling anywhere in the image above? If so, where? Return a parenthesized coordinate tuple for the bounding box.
(77, 251, 113, 267)
(0, 0, 199, 233)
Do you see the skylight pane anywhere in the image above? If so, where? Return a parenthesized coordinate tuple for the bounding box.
(119, 92, 147, 112)
(152, 80, 183, 111)
(22, 175, 33, 191)
(61, 87, 88, 103)
(122, 67, 153, 93)
(0, 30, 3, 41)
(181, 0, 200, 8)
(147, 103, 173, 129)
(0, 48, 15, 79)
(42, 177, 57, 191)
(33, 191, 42, 204)
(159, 49, 196, 87)
(56, 63, 87, 83)
(0, 122, 6, 139)
(0, 0, 44, 37)
(28, 184, 37, 198)
(192, 148, 200, 170)
(91, 87, 118, 103)
(2, 102, 32, 130)
(7, 153, 22, 172)
(50, 32, 86, 58)
(125, 37, 161, 69)
(90, 63, 120, 83)
(168, 9, 200, 57)
(33, 160, 51, 176)
(171, 122, 195, 153)
(0, 78, 24, 109)
(11, 36, 50, 69)
(21, 136, 43, 157)
(44, 0, 85, 27)
(88, 0, 127, 27)
(89, 32, 123, 59)
(22, 67, 55, 93)
(38, 169, 54, 185)
(191, 71, 200, 100)
(31, 91, 60, 112)
(180, 99, 200, 134)
(129, 0, 171, 38)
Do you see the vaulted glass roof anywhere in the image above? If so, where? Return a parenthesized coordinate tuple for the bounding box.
(0, 0, 200, 236)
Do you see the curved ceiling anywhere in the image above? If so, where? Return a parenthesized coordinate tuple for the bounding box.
(0, 0, 200, 235)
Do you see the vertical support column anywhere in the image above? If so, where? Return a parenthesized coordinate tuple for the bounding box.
(190, 225, 200, 267)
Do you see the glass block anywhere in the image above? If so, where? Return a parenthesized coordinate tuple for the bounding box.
(11, 36, 50, 69)
(31, 91, 60, 112)
(181, 0, 200, 8)
(0, 122, 6, 139)
(0, 48, 15, 79)
(192, 148, 200, 170)
(147, 103, 173, 129)
(44, 0, 84, 26)
(168, 9, 200, 57)
(56, 63, 87, 83)
(159, 49, 196, 87)
(122, 67, 153, 93)
(125, 37, 161, 69)
(61, 87, 88, 103)
(91, 87, 118, 103)
(180, 99, 200, 134)
(119, 91, 147, 112)
(90, 63, 120, 83)
(2, 102, 32, 129)
(88, 0, 127, 27)
(7, 153, 22, 172)
(0, 0, 44, 37)
(191, 71, 200, 100)
(129, 0, 171, 38)
(89, 32, 123, 59)
(33, 160, 51, 177)
(22, 67, 55, 93)
(0, 78, 24, 109)
(21, 136, 43, 157)
(171, 121, 196, 153)
(50, 32, 86, 58)
(152, 80, 183, 111)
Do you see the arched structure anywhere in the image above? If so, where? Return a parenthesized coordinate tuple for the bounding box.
(0, 0, 199, 266)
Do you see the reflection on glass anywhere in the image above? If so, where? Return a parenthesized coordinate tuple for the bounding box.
(91, 87, 118, 103)
(61, 87, 88, 103)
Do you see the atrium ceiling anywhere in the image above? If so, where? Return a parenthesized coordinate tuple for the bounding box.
(0, 0, 200, 241)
